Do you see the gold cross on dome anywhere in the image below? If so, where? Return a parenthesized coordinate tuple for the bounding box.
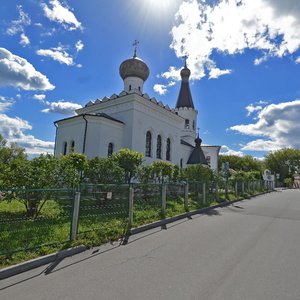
(133, 40, 139, 58)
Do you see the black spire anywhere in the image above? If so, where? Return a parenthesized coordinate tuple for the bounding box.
(187, 134, 207, 165)
(175, 63, 194, 109)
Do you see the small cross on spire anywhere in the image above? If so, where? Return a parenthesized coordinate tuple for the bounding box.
(182, 53, 189, 68)
(133, 40, 139, 58)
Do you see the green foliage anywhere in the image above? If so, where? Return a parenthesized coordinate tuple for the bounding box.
(182, 164, 213, 182)
(219, 155, 262, 173)
(58, 153, 88, 188)
(150, 161, 174, 183)
(85, 157, 124, 184)
(230, 170, 261, 181)
(264, 148, 300, 182)
(112, 148, 143, 183)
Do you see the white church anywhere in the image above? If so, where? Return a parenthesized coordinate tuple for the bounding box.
(54, 46, 220, 173)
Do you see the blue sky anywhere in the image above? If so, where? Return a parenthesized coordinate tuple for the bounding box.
(1, 0, 300, 158)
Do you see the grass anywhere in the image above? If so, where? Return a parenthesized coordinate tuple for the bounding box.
(0, 186, 268, 269)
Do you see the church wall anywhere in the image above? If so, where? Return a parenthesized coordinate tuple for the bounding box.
(55, 118, 86, 157)
(202, 146, 220, 174)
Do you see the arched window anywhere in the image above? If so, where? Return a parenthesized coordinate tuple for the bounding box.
(166, 138, 171, 161)
(138, 86, 141, 91)
(70, 140, 75, 152)
(63, 142, 67, 155)
(145, 131, 152, 157)
(156, 135, 162, 159)
(108, 143, 114, 156)
(129, 85, 132, 91)
(192, 120, 195, 130)
(180, 159, 183, 169)
(185, 119, 189, 129)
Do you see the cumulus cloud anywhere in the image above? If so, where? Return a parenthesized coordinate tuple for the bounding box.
(75, 40, 84, 52)
(36, 46, 74, 65)
(42, 0, 82, 31)
(0, 113, 54, 155)
(220, 145, 244, 156)
(153, 81, 176, 95)
(230, 99, 300, 151)
(6, 5, 31, 36)
(245, 104, 263, 117)
(42, 101, 82, 115)
(296, 57, 300, 64)
(208, 67, 232, 79)
(162, 0, 300, 87)
(0, 96, 15, 113)
(0, 47, 55, 91)
(33, 94, 47, 102)
(20, 33, 30, 47)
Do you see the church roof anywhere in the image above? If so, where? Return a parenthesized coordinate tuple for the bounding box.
(175, 66, 194, 109)
(54, 113, 124, 125)
(187, 136, 208, 165)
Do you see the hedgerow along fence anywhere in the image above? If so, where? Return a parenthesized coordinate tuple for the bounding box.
(0, 180, 268, 266)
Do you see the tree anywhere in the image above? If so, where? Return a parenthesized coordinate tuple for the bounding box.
(85, 157, 124, 184)
(57, 153, 88, 189)
(150, 161, 174, 183)
(264, 148, 300, 182)
(218, 155, 262, 173)
(112, 148, 143, 183)
(182, 164, 213, 182)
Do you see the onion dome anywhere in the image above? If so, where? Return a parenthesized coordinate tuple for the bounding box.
(119, 50, 150, 82)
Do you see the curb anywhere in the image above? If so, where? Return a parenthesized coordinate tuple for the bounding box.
(130, 190, 273, 235)
(0, 245, 86, 280)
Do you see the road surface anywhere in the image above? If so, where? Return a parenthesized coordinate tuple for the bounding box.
(1, 189, 300, 300)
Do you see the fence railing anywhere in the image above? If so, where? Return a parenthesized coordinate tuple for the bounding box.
(0, 180, 270, 265)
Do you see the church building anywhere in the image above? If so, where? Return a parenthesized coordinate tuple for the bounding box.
(54, 47, 220, 173)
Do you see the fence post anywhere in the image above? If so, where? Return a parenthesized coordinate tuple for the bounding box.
(71, 191, 81, 241)
(215, 181, 219, 202)
(242, 182, 245, 194)
(128, 186, 134, 229)
(202, 182, 206, 206)
(184, 182, 189, 211)
(235, 181, 238, 197)
(161, 183, 167, 217)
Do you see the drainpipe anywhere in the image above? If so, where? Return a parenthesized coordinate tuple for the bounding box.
(82, 114, 88, 155)
(54, 122, 58, 157)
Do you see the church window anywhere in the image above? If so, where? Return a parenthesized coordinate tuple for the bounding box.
(145, 131, 152, 157)
(192, 120, 195, 130)
(185, 119, 189, 129)
(138, 86, 141, 91)
(129, 85, 132, 91)
(108, 143, 114, 156)
(63, 142, 67, 155)
(180, 159, 183, 169)
(70, 140, 75, 152)
(166, 138, 171, 161)
(156, 135, 162, 159)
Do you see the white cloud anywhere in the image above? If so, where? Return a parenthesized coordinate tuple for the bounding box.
(33, 94, 47, 102)
(245, 104, 263, 117)
(20, 33, 30, 47)
(36, 47, 74, 65)
(0, 47, 55, 91)
(166, 0, 300, 82)
(42, 0, 82, 31)
(0, 96, 15, 113)
(0, 113, 54, 155)
(153, 81, 177, 95)
(75, 40, 84, 52)
(220, 145, 244, 156)
(6, 5, 31, 36)
(230, 99, 300, 151)
(42, 101, 82, 115)
(296, 57, 300, 64)
(208, 67, 232, 79)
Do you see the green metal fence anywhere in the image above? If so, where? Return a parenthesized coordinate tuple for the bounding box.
(0, 180, 269, 266)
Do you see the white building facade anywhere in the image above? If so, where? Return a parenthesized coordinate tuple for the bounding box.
(54, 49, 220, 173)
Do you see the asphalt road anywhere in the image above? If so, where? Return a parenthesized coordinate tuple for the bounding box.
(1, 189, 300, 300)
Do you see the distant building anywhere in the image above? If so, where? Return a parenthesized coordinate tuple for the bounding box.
(54, 47, 220, 173)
